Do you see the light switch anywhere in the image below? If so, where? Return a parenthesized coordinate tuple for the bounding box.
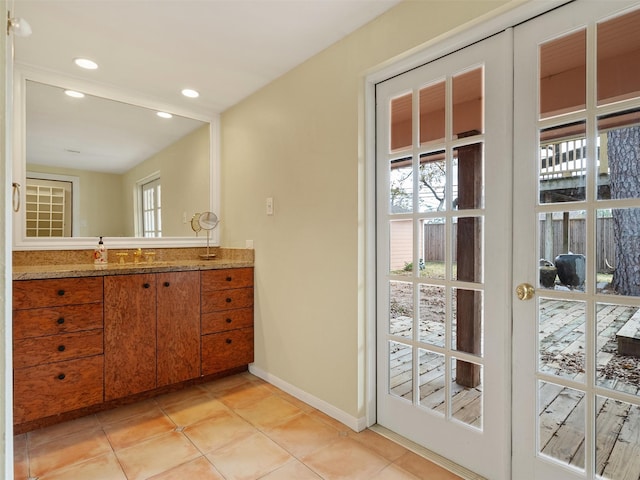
(266, 197, 274, 215)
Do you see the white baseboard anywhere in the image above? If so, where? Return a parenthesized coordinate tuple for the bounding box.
(248, 365, 368, 432)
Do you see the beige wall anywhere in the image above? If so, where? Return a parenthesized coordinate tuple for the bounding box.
(122, 124, 210, 237)
(221, 0, 511, 421)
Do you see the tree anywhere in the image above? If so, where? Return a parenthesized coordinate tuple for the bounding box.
(419, 160, 446, 211)
(608, 126, 640, 296)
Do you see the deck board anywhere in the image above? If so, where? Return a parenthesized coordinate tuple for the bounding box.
(387, 291, 640, 478)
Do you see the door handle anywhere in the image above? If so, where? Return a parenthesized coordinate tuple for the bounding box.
(516, 283, 535, 301)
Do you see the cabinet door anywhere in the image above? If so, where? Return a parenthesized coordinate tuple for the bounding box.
(201, 327, 254, 376)
(14, 355, 104, 424)
(157, 271, 201, 386)
(104, 274, 157, 401)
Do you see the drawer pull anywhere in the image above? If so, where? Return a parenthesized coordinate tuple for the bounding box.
(164, 282, 170, 287)
(57, 373, 66, 380)
(57, 317, 65, 325)
(226, 298, 232, 303)
(57, 345, 66, 352)
(57, 289, 65, 296)
(143, 283, 151, 289)
(226, 276, 232, 282)
(226, 338, 232, 344)
(226, 318, 232, 323)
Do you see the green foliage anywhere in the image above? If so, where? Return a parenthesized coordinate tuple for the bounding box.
(403, 258, 426, 271)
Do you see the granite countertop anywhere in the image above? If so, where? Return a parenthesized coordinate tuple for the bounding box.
(13, 259, 254, 281)
(12, 247, 254, 280)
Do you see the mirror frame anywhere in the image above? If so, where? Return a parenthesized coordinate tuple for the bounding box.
(12, 65, 221, 250)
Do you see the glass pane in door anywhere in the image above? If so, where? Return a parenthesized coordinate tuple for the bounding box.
(391, 93, 413, 151)
(453, 67, 483, 137)
(538, 298, 586, 382)
(538, 210, 587, 291)
(390, 341, 412, 400)
(418, 284, 445, 347)
(597, 9, 640, 106)
(390, 157, 413, 214)
(596, 302, 640, 393)
(390, 280, 413, 338)
(539, 122, 587, 203)
(418, 349, 445, 413)
(451, 358, 483, 428)
(596, 396, 640, 480)
(539, 30, 586, 119)
(597, 109, 640, 201)
(421, 217, 446, 279)
(418, 151, 446, 213)
(538, 381, 586, 470)
(420, 81, 445, 144)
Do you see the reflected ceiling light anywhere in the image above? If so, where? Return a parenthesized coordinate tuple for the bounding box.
(157, 111, 172, 119)
(64, 90, 85, 98)
(7, 15, 32, 37)
(74, 58, 98, 70)
(181, 88, 199, 98)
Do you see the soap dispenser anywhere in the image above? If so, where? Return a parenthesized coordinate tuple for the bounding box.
(94, 236, 108, 265)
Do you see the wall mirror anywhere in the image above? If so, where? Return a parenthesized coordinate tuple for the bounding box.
(12, 67, 220, 250)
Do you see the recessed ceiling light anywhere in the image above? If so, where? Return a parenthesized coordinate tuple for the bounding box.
(181, 88, 199, 98)
(157, 111, 173, 119)
(64, 90, 85, 98)
(74, 58, 98, 70)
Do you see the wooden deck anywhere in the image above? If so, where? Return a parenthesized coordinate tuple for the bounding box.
(388, 298, 640, 478)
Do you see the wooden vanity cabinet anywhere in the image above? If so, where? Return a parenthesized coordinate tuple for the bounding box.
(13, 277, 104, 424)
(104, 271, 200, 401)
(104, 273, 157, 401)
(156, 271, 201, 387)
(13, 266, 250, 430)
(201, 268, 254, 375)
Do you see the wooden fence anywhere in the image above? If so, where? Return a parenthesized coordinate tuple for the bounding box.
(422, 218, 615, 272)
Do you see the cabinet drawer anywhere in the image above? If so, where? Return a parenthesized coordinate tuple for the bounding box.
(13, 303, 103, 340)
(201, 327, 254, 376)
(201, 268, 253, 291)
(201, 308, 253, 334)
(14, 330, 104, 368)
(14, 355, 104, 424)
(14, 277, 103, 309)
(202, 287, 253, 313)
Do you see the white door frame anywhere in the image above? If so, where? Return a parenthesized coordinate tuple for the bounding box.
(363, 0, 570, 467)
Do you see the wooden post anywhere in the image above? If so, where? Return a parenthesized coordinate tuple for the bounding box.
(455, 142, 482, 388)
(545, 211, 554, 261)
(563, 211, 570, 253)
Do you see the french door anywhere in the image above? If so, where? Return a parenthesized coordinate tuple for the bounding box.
(375, 31, 513, 480)
(512, 1, 640, 479)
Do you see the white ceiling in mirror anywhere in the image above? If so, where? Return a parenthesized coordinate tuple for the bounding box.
(12, 0, 402, 115)
(26, 81, 206, 174)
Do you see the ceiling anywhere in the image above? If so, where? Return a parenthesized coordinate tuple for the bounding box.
(12, 0, 402, 173)
(13, 0, 401, 115)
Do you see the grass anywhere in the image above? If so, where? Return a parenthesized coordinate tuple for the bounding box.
(392, 262, 615, 288)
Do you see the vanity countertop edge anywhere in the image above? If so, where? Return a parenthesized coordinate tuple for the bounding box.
(13, 259, 254, 281)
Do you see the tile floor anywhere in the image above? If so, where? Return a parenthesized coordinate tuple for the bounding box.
(13, 372, 462, 480)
